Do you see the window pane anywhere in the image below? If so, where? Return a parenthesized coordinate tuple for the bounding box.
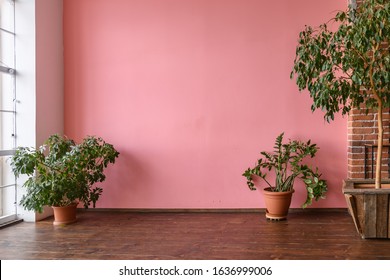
(0, 156, 15, 217)
(0, 72, 14, 111)
(0, 0, 14, 32)
(0, 111, 14, 150)
(0, 29, 14, 69)
(0, 186, 16, 217)
(0, 155, 13, 185)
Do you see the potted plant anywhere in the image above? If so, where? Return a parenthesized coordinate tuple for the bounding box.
(10, 134, 119, 225)
(290, 0, 390, 237)
(242, 132, 327, 220)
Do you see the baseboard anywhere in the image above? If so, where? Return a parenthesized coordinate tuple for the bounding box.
(0, 218, 24, 229)
(78, 208, 348, 213)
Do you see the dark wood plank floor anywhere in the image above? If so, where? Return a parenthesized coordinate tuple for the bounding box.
(1, 209, 390, 260)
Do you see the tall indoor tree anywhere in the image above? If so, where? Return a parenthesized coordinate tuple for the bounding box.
(291, 0, 390, 189)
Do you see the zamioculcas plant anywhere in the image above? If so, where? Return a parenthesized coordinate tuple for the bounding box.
(243, 133, 327, 208)
(290, 0, 390, 189)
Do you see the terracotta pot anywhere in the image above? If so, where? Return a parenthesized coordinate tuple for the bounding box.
(262, 187, 294, 220)
(52, 203, 78, 226)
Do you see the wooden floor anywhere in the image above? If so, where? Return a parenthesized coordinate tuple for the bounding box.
(1, 209, 390, 260)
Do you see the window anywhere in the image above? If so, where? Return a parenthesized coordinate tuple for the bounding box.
(0, 0, 17, 225)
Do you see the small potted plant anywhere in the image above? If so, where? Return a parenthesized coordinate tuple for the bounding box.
(11, 134, 119, 225)
(242, 133, 327, 220)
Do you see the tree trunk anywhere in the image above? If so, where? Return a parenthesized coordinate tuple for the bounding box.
(370, 48, 383, 189)
(375, 105, 383, 189)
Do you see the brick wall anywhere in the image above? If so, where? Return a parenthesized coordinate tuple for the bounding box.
(347, 108, 390, 179)
(347, 0, 390, 180)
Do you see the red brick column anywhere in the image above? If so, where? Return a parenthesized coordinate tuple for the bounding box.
(347, 108, 390, 179)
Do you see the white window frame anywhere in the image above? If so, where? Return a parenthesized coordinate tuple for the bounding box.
(0, 0, 17, 225)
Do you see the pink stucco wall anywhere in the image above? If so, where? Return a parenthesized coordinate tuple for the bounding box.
(64, 0, 348, 209)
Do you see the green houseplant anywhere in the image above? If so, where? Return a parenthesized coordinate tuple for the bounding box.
(11, 134, 119, 225)
(290, 0, 390, 237)
(242, 133, 327, 220)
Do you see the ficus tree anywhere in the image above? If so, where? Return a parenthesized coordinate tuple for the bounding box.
(290, 0, 390, 189)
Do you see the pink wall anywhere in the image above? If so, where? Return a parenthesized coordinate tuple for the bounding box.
(36, 0, 64, 147)
(64, 0, 348, 209)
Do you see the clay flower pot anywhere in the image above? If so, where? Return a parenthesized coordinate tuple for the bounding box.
(52, 203, 78, 226)
(262, 188, 294, 220)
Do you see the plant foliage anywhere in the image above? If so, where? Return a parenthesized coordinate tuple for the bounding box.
(290, 0, 390, 188)
(291, 0, 390, 120)
(11, 134, 120, 213)
(242, 133, 327, 208)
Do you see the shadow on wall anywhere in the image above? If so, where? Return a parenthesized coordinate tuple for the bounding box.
(97, 149, 152, 208)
